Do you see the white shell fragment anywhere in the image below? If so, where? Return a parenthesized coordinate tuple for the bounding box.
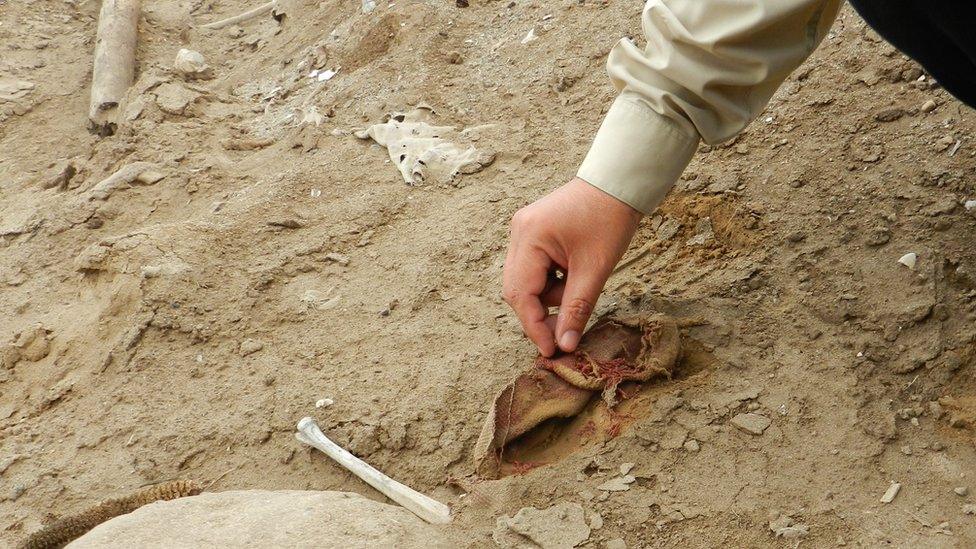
(897, 253, 917, 270)
(308, 69, 337, 82)
(965, 199, 976, 212)
(315, 398, 334, 408)
(521, 28, 538, 44)
(355, 116, 494, 186)
(880, 482, 901, 503)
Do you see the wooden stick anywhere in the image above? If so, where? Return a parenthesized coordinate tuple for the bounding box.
(200, 1, 276, 30)
(295, 417, 452, 524)
(88, 0, 141, 136)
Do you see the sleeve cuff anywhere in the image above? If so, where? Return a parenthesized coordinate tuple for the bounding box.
(576, 95, 700, 215)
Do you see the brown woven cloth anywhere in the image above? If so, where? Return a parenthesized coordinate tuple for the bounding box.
(474, 314, 680, 477)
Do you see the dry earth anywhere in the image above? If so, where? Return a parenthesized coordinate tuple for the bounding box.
(2, 0, 975, 547)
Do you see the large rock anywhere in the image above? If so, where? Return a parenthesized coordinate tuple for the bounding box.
(69, 490, 452, 548)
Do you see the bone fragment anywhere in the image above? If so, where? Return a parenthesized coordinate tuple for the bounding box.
(89, 0, 141, 136)
(201, 1, 276, 30)
(295, 417, 451, 524)
(89, 162, 161, 200)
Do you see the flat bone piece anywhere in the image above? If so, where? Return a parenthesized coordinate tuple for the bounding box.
(295, 417, 451, 524)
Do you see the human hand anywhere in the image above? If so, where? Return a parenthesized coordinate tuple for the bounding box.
(503, 177, 642, 357)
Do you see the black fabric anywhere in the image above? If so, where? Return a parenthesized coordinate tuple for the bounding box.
(848, 0, 976, 108)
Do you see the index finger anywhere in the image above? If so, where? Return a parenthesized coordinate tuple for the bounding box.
(503, 243, 557, 357)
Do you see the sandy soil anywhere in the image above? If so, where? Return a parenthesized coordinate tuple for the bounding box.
(2, 0, 975, 546)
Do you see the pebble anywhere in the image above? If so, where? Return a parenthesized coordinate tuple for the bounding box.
(619, 462, 635, 476)
(880, 482, 901, 504)
(768, 514, 809, 539)
(730, 413, 771, 435)
(921, 99, 937, 113)
(964, 504, 976, 515)
(267, 219, 303, 229)
(685, 217, 714, 247)
(324, 252, 350, 266)
(874, 107, 905, 122)
(683, 439, 700, 452)
(954, 486, 969, 497)
(240, 338, 264, 356)
(174, 48, 211, 78)
(786, 231, 806, 243)
(596, 475, 636, 492)
(493, 503, 590, 548)
(965, 199, 976, 212)
(154, 82, 199, 116)
(315, 398, 334, 408)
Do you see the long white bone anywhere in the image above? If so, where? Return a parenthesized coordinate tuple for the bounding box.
(295, 417, 452, 524)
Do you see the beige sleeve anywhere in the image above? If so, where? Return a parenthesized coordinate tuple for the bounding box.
(578, 0, 843, 214)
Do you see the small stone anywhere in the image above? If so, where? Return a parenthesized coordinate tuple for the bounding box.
(240, 338, 264, 356)
(865, 227, 890, 246)
(965, 200, 976, 212)
(921, 100, 937, 113)
(954, 486, 969, 497)
(154, 82, 199, 115)
(929, 401, 945, 419)
(324, 252, 350, 266)
(685, 217, 714, 247)
(900, 445, 912, 455)
(731, 413, 771, 435)
(596, 475, 636, 492)
(141, 265, 162, 279)
(656, 219, 681, 241)
(880, 482, 901, 503)
(619, 462, 635, 476)
(267, 219, 303, 229)
(786, 231, 806, 243)
(683, 439, 700, 452)
(769, 514, 809, 540)
(493, 503, 590, 549)
(588, 512, 603, 530)
(174, 48, 212, 79)
(964, 504, 976, 515)
(704, 173, 739, 194)
(874, 108, 905, 122)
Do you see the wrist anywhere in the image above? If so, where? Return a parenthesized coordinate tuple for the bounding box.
(569, 177, 643, 226)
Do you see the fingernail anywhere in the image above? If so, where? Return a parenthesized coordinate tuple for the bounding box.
(559, 330, 580, 352)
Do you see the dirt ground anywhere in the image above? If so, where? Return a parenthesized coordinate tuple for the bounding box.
(2, 0, 975, 547)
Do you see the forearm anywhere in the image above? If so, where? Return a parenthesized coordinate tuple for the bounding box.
(580, 0, 843, 214)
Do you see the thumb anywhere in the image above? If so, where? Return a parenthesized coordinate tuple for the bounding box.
(555, 265, 607, 353)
